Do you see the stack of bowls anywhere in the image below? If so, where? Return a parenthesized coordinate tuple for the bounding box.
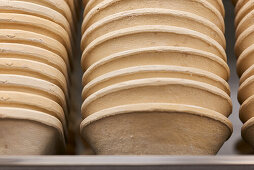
(0, 0, 78, 155)
(80, 0, 233, 155)
(235, 0, 254, 149)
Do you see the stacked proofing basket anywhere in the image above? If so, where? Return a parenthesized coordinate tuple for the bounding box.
(0, 0, 80, 155)
(80, 0, 233, 155)
(234, 0, 254, 149)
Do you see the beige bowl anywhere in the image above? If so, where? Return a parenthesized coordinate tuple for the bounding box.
(82, 66, 230, 99)
(235, 10, 254, 38)
(19, 0, 74, 30)
(239, 95, 254, 123)
(0, 29, 70, 72)
(83, 0, 225, 21)
(0, 91, 66, 126)
(20, 0, 77, 40)
(235, 0, 245, 12)
(242, 117, 254, 149)
(81, 9, 226, 49)
(0, 0, 73, 39)
(0, 74, 67, 113)
(235, 0, 254, 28)
(81, 103, 232, 155)
(81, 78, 232, 118)
(238, 75, 254, 104)
(82, 0, 224, 32)
(81, 26, 226, 69)
(65, 0, 79, 34)
(0, 43, 68, 80)
(65, 0, 78, 22)
(95, 0, 226, 17)
(240, 65, 254, 84)
(83, 0, 225, 17)
(0, 107, 65, 155)
(0, 13, 72, 55)
(83, 47, 230, 84)
(0, 58, 68, 97)
(236, 45, 254, 77)
(235, 25, 254, 57)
